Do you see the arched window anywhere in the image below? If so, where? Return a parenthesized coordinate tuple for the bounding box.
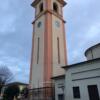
(53, 3, 58, 13)
(39, 3, 43, 12)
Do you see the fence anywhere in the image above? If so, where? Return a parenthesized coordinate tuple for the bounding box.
(29, 87, 55, 100)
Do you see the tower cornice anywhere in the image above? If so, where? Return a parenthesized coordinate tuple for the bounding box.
(31, 0, 67, 8)
(58, 0, 67, 6)
(31, 0, 40, 8)
(32, 10, 66, 24)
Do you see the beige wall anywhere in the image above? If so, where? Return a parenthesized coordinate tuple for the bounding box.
(31, 0, 66, 88)
(52, 15, 66, 76)
(31, 14, 66, 88)
(35, 0, 45, 16)
(31, 15, 45, 88)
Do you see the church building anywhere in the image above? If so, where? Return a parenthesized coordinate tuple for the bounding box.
(30, 0, 67, 89)
(53, 43, 100, 100)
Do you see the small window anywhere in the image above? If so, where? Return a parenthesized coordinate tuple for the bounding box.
(39, 3, 43, 12)
(73, 87, 80, 98)
(53, 3, 58, 13)
(37, 38, 40, 64)
(58, 94, 64, 100)
(57, 37, 60, 64)
(37, 22, 42, 28)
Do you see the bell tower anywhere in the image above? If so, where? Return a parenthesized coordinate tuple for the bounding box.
(30, 0, 67, 88)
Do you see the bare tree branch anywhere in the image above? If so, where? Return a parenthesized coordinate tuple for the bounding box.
(0, 66, 14, 85)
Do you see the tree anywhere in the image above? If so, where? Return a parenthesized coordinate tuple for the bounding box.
(3, 84, 20, 100)
(0, 66, 14, 94)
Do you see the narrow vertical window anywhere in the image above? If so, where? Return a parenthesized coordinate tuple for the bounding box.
(39, 3, 43, 12)
(57, 37, 60, 64)
(53, 3, 58, 13)
(37, 38, 40, 64)
(73, 87, 80, 98)
(58, 94, 64, 100)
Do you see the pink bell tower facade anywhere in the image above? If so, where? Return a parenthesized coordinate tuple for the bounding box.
(30, 0, 67, 89)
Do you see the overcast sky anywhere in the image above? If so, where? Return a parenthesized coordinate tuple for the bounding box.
(0, 0, 100, 83)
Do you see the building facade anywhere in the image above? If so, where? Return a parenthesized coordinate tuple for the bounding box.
(30, 0, 67, 89)
(52, 75, 65, 100)
(64, 58, 100, 100)
(53, 43, 100, 100)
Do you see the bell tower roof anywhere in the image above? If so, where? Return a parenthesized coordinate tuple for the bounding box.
(31, 0, 40, 7)
(58, 0, 67, 6)
(31, 0, 67, 8)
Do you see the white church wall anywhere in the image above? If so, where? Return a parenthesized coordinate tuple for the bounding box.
(92, 45, 100, 59)
(65, 59, 100, 100)
(54, 78, 65, 100)
(71, 78, 100, 100)
(85, 50, 93, 60)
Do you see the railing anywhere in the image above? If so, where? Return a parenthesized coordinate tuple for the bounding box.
(29, 87, 55, 100)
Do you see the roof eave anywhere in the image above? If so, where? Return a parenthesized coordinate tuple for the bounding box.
(62, 58, 100, 69)
(51, 75, 65, 80)
(57, 0, 67, 7)
(31, 0, 40, 8)
(31, 0, 67, 8)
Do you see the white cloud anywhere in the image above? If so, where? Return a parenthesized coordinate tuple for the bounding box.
(86, 23, 100, 39)
(0, 15, 16, 33)
(65, 0, 100, 64)
(0, 0, 10, 11)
